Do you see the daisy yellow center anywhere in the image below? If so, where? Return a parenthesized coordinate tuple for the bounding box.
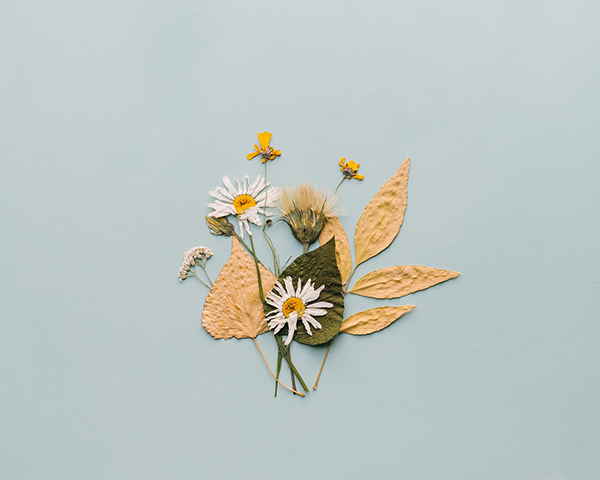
(282, 297, 305, 318)
(233, 194, 256, 214)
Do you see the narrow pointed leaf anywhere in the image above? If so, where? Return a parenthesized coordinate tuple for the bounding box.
(340, 305, 416, 335)
(264, 238, 344, 345)
(318, 216, 352, 285)
(354, 158, 410, 266)
(349, 265, 460, 299)
(202, 237, 277, 339)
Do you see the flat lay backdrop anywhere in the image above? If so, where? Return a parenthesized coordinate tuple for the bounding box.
(2, 1, 599, 479)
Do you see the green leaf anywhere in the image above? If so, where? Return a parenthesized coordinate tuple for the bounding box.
(264, 238, 344, 346)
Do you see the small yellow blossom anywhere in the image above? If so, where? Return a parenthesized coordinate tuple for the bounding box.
(247, 131, 281, 163)
(338, 157, 364, 180)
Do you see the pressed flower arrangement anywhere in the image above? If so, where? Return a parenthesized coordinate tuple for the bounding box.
(179, 132, 460, 396)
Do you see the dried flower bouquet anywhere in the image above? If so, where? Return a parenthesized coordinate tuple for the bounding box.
(179, 132, 460, 396)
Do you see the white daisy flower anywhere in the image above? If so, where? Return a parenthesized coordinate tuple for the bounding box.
(265, 276, 334, 346)
(207, 175, 277, 238)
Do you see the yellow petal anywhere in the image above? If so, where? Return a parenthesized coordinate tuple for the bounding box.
(247, 151, 260, 160)
(339, 305, 416, 335)
(257, 131, 272, 150)
(354, 158, 410, 266)
(318, 217, 352, 285)
(349, 265, 460, 298)
(273, 150, 281, 156)
(348, 160, 360, 169)
(354, 174, 364, 180)
(201, 237, 277, 339)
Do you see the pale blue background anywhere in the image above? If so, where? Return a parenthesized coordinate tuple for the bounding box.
(2, 1, 599, 479)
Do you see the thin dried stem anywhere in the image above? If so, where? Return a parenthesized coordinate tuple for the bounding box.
(253, 338, 305, 397)
(334, 176, 346, 194)
(313, 338, 334, 390)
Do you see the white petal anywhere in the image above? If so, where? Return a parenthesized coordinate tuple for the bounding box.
(248, 175, 263, 197)
(299, 279, 313, 298)
(303, 321, 312, 335)
(284, 277, 295, 296)
(302, 313, 322, 330)
(304, 308, 329, 317)
(207, 202, 236, 217)
(222, 176, 239, 197)
(243, 218, 252, 236)
(216, 186, 235, 200)
(303, 284, 325, 303)
(306, 301, 333, 309)
(241, 206, 261, 226)
(271, 320, 287, 334)
(237, 218, 245, 238)
(274, 281, 288, 299)
(266, 310, 282, 321)
(242, 175, 250, 194)
(266, 288, 283, 302)
(209, 189, 233, 202)
(267, 312, 285, 324)
(284, 312, 298, 345)
(266, 297, 283, 309)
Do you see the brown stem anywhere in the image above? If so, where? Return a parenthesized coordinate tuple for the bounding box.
(253, 338, 305, 397)
(313, 338, 334, 390)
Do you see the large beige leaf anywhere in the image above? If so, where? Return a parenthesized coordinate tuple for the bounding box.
(202, 237, 277, 339)
(339, 305, 416, 335)
(349, 265, 460, 299)
(354, 158, 410, 266)
(318, 216, 352, 285)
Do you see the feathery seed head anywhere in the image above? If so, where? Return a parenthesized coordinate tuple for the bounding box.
(276, 183, 340, 247)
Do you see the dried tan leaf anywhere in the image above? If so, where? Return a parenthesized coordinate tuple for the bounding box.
(202, 237, 277, 339)
(339, 305, 416, 335)
(354, 158, 410, 266)
(318, 216, 352, 285)
(349, 265, 460, 299)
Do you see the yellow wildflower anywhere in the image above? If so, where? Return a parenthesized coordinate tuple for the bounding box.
(247, 131, 281, 163)
(338, 157, 364, 180)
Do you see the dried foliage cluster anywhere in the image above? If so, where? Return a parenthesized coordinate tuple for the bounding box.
(179, 132, 460, 396)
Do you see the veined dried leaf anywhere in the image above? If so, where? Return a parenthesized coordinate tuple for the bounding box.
(339, 305, 416, 335)
(318, 216, 352, 285)
(202, 237, 277, 339)
(349, 265, 460, 299)
(354, 158, 410, 266)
